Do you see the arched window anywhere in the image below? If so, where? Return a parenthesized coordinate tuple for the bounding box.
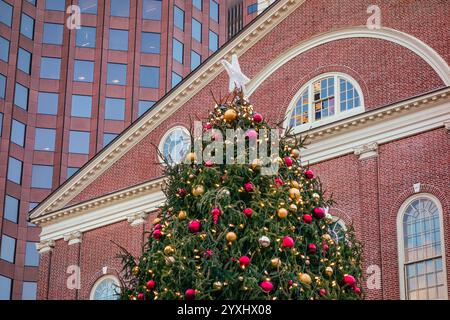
(328, 217, 346, 243)
(286, 73, 364, 133)
(90, 275, 120, 300)
(397, 194, 448, 300)
(159, 126, 191, 165)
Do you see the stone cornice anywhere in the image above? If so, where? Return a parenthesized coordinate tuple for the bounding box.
(354, 142, 378, 160)
(36, 240, 55, 254)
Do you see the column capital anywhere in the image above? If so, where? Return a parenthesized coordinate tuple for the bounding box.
(63, 231, 83, 245)
(36, 240, 55, 254)
(354, 142, 378, 160)
(127, 211, 148, 226)
(444, 120, 450, 132)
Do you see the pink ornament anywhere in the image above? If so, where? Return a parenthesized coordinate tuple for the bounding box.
(205, 160, 214, 167)
(152, 229, 162, 239)
(137, 292, 145, 300)
(284, 156, 293, 167)
(253, 113, 263, 123)
(260, 281, 273, 293)
(354, 286, 361, 295)
(274, 177, 284, 187)
(304, 169, 314, 179)
(185, 289, 196, 300)
(319, 288, 327, 297)
(211, 132, 221, 141)
(282, 236, 295, 248)
(244, 182, 254, 192)
(303, 214, 312, 224)
(204, 249, 213, 258)
(246, 129, 258, 140)
(210, 207, 221, 224)
(153, 224, 161, 230)
(343, 274, 356, 287)
(188, 220, 201, 233)
(243, 208, 253, 217)
(239, 256, 251, 268)
(146, 280, 156, 290)
(313, 207, 325, 219)
(308, 243, 317, 254)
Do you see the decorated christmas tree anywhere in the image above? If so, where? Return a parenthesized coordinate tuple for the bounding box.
(119, 56, 363, 300)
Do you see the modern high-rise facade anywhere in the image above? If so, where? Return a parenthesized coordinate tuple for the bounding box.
(0, 0, 266, 300)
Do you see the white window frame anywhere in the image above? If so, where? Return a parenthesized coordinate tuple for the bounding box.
(89, 275, 121, 300)
(284, 72, 365, 134)
(396, 193, 448, 300)
(158, 126, 191, 165)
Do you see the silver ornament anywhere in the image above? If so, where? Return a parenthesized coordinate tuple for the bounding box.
(259, 236, 271, 247)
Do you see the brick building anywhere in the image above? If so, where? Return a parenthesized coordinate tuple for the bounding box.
(29, 0, 449, 300)
(0, 0, 265, 300)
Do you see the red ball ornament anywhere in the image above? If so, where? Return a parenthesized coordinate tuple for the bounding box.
(177, 188, 187, 197)
(243, 208, 253, 217)
(274, 177, 284, 187)
(244, 182, 254, 192)
(307, 243, 317, 254)
(253, 113, 263, 123)
(246, 129, 258, 139)
(204, 249, 213, 258)
(203, 122, 212, 130)
(354, 286, 361, 295)
(313, 207, 325, 219)
(282, 236, 295, 248)
(146, 280, 156, 290)
(205, 160, 214, 167)
(153, 224, 161, 230)
(319, 288, 327, 297)
(137, 292, 145, 300)
(210, 207, 221, 224)
(188, 220, 201, 233)
(185, 289, 196, 300)
(284, 156, 293, 167)
(322, 243, 329, 252)
(152, 229, 162, 239)
(343, 274, 356, 287)
(303, 214, 313, 224)
(239, 256, 251, 268)
(260, 281, 273, 293)
(288, 280, 294, 286)
(304, 169, 314, 179)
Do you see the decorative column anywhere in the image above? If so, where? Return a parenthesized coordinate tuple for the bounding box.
(63, 231, 82, 300)
(127, 211, 149, 257)
(36, 240, 55, 300)
(353, 142, 383, 299)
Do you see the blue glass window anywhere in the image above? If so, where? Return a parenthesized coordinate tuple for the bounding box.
(141, 32, 160, 54)
(35, 128, 56, 151)
(103, 133, 118, 147)
(0, 0, 13, 27)
(209, 30, 218, 52)
(71, 95, 92, 118)
(191, 50, 201, 71)
(38, 92, 58, 115)
(45, 0, 66, 11)
(0, 276, 12, 300)
(0, 112, 2, 135)
(111, 0, 130, 17)
(25, 242, 39, 266)
(14, 83, 29, 110)
(192, 18, 202, 42)
(7, 157, 22, 185)
(109, 29, 129, 51)
(20, 14, 35, 40)
(67, 167, 79, 178)
(143, 0, 162, 20)
(26, 0, 36, 5)
(0, 235, 15, 263)
(17, 48, 32, 74)
(107, 63, 127, 85)
(74, 60, 94, 82)
(43, 23, 64, 45)
(31, 165, 53, 189)
(76, 26, 96, 48)
(105, 98, 125, 120)
(40, 57, 61, 80)
(171, 72, 182, 88)
(11, 119, 26, 147)
(78, 0, 97, 14)
(174, 6, 184, 31)
(0, 36, 9, 62)
(247, 3, 258, 14)
(210, 0, 219, 22)
(69, 131, 90, 154)
(22, 282, 37, 300)
(193, 0, 202, 11)
(140, 66, 159, 88)
(173, 38, 183, 64)
(138, 100, 155, 116)
(4, 195, 19, 223)
(0, 74, 5, 99)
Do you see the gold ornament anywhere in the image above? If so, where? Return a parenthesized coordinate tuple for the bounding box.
(192, 185, 205, 197)
(165, 256, 175, 265)
(132, 266, 140, 276)
(185, 152, 196, 162)
(325, 267, 333, 277)
(178, 210, 187, 220)
(289, 204, 298, 212)
(290, 180, 299, 189)
(289, 188, 300, 199)
(298, 273, 312, 285)
(250, 158, 262, 170)
(213, 281, 223, 290)
(277, 208, 288, 219)
(271, 258, 281, 268)
(224, 109, 237, 122)
(312, 193, 320, 201)
(291, 149, 300, 158)
(164, 245, 175, 255)
(152, 217, 161, 225)
(226, 232, 237, 242)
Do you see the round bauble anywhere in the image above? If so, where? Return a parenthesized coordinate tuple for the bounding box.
(289, 188, 300, 199)
(303, 214, 313, 224)
(152, 229, 162, 239)
(177, 188, 187, 197)
(250, 158, 262, 170)
(319, 288, 327, 297)
(213, 281, 223, 290)
(298, 273, 312, 285)
(253, 113, 263, 123)
(137, 292, 145, 300)
(258, 236, 270, 247)
(203, 122, 212, 130)
(185, 152, 196, 162)
(146, 280, 156, 290)
(224, 109, 238, 122)
(284, 156, 293, 167)
(204, 160, 214, 167)
(192, 185, 205, 197)
(226, 232, 237, 242)
(291, 149, 300, 158)
(239, 256, 251, 268)
(188, 220, 201, 233)
(282, 236, 295, 248)
(260, 281, 273, 293)
(307, 243, 317, 254)
(313, 207, 325, 219)
(289, 204, 298, 212)
(243, 208, 253, 217)
(185, 289, 196, 300)
(246, 129, 258, 140)
(153, 217, 161, 225)
(290, 180, 300, 188)
(132, 266, 140, 276)
(178, 210, 187, 220)
(277, 208, 288, 219)
(164, 245, 175, 255)
(312, 193, 320, 201)
(244, 182, 254, 192)
(343, 274, 356, 287)
(271, 258, 281, 268)
(165, 256, 175, 265)
(304, 169, 314, 179)
(354, 286, 361, 295)
(325, 266, 333, 277)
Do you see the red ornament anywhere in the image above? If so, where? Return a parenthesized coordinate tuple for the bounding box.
(243, 208, 253, 217)
(307, 243, 317, 254)
(274, 177, 284, 187)
(304, 169, 314, 179)
(146, 280, 156, 290)
(246, 129, 258, 140)
(319, 288, 327, 297)
(343, 274, 356, 287)
(210, 207, 221, 224)
(152, 229, 162, 239)
(354, 286, 361, 295)
(284, 156, 293, 167)
(185, 289, 196, 300)
(203, 122, 212, 130)
(260, 281, 273, 293)
(204, 249, 213, 258)
(282, 236, 295, 248)
(313, 207, 325, 219)
(253, 113, 263, 123)
(188, 220, 201, 233)
(288, 280, 293, 286)
(137, 292, 145, 300)
(177, 188, 187, 197)
(205, 160, 214, 167)
(244, 182, 254, 192)
(239, 256, 251, 268)
(322, 243, 329, 252)
(303, 214, 313, 224)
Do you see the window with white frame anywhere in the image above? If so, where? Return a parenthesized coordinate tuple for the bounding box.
(159, 126, 191, 165)
(90, 275, 120, 300)
(398, 195, 447, 300)
(287, 73, 364, 132)
(328, 217, 346, 243)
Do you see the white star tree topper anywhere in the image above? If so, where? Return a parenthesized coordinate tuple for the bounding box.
(222, 54, 251, 95)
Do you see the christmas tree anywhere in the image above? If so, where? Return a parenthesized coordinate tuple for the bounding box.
(118, 89, 363, 300)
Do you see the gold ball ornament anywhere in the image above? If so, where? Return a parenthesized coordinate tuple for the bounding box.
(224, 109, 238, 122)
(226, 232, 237, 242)
(298, 273, 312, 285)
(132, 266, 140, 276)
(289, 188, 300, 199)
(277, 208, 288, 219)
(192, 185, 205, 197)
(271, 258, 282, 268)
(290, 180, 300, 189)
(291, 149, 300, 158)
(178, 210, 187, 220)
(250, 158, 262, 170)
(185, 152, 196, 162)
(213, 281, 223, 290)
(289, 204, 298, 212)
(325, 267, 333, 277)
(312, 193, 320, 201)
(165, 256, 175, 265)
(164, 245, 175, 255)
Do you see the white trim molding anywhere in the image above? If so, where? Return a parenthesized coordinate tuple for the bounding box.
(127, 211, 149, 227)
(444, 121, 450, 132)
(354, 142, 378, 160)
(396, 193, 448, 300)
(36, 240, 55, 254)
(63, 231, 82, 245)
(248, 26, 450, 95)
